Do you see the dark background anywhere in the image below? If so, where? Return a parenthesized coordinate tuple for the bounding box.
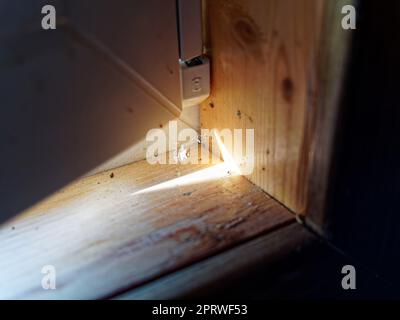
(323, 0, 400, 293)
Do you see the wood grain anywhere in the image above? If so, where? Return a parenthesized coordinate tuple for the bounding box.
(117, 222, 312, 300)
(201, 0, 324, 213)
(305, 0, 356, 228)
(0, 157, 293, 299)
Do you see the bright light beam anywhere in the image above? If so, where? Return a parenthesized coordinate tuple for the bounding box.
(131, 129, 241, 196)
(212, 129, 241, 175)
(131, 163, 234, 195)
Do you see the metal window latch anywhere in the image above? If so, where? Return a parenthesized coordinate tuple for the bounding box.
(177, 0, 210, 108)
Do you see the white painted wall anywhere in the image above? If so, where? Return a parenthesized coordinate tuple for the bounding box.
(87, 105, 200, 176)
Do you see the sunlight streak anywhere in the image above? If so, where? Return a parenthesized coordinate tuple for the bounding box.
(131, 163, 236, 195)
(212, 129, 241, 175)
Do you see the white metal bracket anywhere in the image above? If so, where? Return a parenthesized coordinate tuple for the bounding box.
(177, 0, 210, 108)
